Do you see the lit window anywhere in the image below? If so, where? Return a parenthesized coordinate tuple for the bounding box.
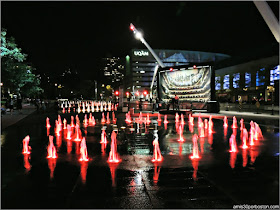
(223, 75, 230, 90)
(140, 71, 145, 74)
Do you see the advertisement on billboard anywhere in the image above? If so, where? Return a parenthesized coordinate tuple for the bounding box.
(158, 66, 211, 102)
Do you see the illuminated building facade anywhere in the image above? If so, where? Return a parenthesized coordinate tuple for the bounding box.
(101, 57, 125, 88)
(215, 55, 279, 103)
(125, 49, 230, 100)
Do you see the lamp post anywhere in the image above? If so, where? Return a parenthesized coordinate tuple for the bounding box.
(129, 23, 165, 101)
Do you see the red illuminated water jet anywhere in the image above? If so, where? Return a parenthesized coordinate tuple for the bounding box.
(101, 112, 106, 124)
(106, 112, 111, 124)
(199, 124, 205, 138)
(125, 112, 132, 124)
(146, 113, 151, 124)
(204, 119, 208, 130)
(73, 124, 82, 142)
(66, 125, 72, 140)
(178, 124, 185, 142)
(46, 117, 51, 128)
(79, 137, 89, 161)
(84, 114, 88, 127)
(242, 128, 249, 149)
(249, 126, 255, 146)
(23, 153, 31, 173)
(232, 116, 238, 129)
(100, 129, 107, 144)
(223, 116, 228, 128)
(198, 116, 203, 128)
(47, 135, 57, 159)
(189, 123, 194, 133)
(108, 131, 121, 163)
(22, 135, 31, 154)
(112, 112, 117, 124)
(175, 113, 180, 123)
(71, 116, 75, 127)
(157, 113, 162, 123)
(190, 134, 200, 159)
(152, 130, 163, 162)
(181, 114, 185, 125)
(240, 118, 244, 131)
(67, 139, 72, 154)
(164, 115, 168, 124)
(63, 118, 67, 129)
(56, 135, 62, 149)
(254, 122, 263, 140)
(189, 114, 194, 126)
(229, 134, 237, 152)
(62, 108, 65, 113)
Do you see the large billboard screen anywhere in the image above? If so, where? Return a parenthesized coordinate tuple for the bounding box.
(158, 66, 211, 102)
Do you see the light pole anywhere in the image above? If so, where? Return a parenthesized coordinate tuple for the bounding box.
(129, 23, 165, 100)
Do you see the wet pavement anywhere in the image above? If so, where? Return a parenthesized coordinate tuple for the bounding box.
(1, 109, 279, 208)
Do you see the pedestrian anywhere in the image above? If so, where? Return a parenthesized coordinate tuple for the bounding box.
(17, 97, 23, 114)
(10, 98, 14, 115)
(175, 95, 179, 110)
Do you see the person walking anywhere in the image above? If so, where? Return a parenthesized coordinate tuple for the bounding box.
(10, 98, 14, 115)
(17, 97, 23, 114)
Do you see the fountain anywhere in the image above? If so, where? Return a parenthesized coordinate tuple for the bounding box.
(63, 119, 67, 129)
(254, 122, 263, 140)
(190, 134, 200, 159)
(178, 124, 185, 142)
(242, 128, 249, 149)
(101, 112, 106, 124)
(164, 115, 168, 124)
(71, 116, 75, 127)
(112, 112, 117, 124)
(204, 119, 208, 130)
(91, 104, 95, 112)
(240, 118, 244, 131)
(157, 113, 162, 123)
(189, 114, 194, 126)
(199, 125, 205, 138)
(75, 115, 80, 126)
(232, 116, 238, 129)
(198, 115, 203, 128)
(62, 108, 65, 113)
(223, 116, 228, 127)
(108, 131, 121, 163)
(138, 112, 143, 123)
(46, 117, 51, 128)
(67, 139, 72, 154)
(100, 129, 107, 144)
(84, 114, 88, 127)
(87, 105, 90, 113)
(125, 113, 132, 124)
(175, 113, 180, 123)
(229, 134, 237, 152)
(22, 135, 31, 154)
(47, 135, 57, 159)
(181, 114, 185, 125)
(106, 112, 110, 124)
(74, 124, 82, 142)
(249, 126, 255, 146)
(79, 137, 89, 161)
(23, 153, 31, 173)
(151, 130, 163, 162)
(66, 125, 72, 140)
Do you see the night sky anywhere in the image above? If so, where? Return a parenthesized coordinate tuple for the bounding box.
(2, 1, 279, 79)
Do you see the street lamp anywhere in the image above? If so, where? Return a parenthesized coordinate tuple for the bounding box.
(130, 23, 165, 101)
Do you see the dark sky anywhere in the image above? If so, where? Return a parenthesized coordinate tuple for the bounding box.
(2, 1, 279, 79)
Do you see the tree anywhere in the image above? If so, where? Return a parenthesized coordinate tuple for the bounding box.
(1, 28, 43, 97)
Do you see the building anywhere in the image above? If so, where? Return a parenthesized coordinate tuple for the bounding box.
(125, 49, 230, 100)
(101, 57, 125, 89)
(215, 55, 279, 104)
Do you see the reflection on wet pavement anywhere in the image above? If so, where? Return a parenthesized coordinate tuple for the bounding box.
(1, 110, 279, 208)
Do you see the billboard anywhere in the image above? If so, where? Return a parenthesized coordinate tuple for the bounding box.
(158, 66, 211, 102)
